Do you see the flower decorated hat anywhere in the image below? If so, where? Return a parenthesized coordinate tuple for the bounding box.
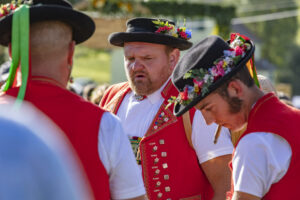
(108, 17, 192, 50)
(171, 33, 257, 116)
(0, 0, 95, 46)
(0, 0, 95, 108)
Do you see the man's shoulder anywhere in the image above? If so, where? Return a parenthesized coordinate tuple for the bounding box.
(100, 82, 130, 108)
(106, 82, 129, 93)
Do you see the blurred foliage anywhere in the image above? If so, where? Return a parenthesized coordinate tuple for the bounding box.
(72, 45, 110, 84)
(0, 0, 11, 4)
(285, 45, 300, 95)
(90, 0, 236, 38)
(0, 46, 8, 64)
(234, 0, 298, 94)
(243, 0, 298, 69)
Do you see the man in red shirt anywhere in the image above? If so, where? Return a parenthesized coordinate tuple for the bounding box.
(171, 33, 300, 200)
(101, 17, 233, 200)
(0, 0, 146, 199)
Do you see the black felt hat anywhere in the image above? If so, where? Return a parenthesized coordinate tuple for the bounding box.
(172, 34, 255, 116)
(0, 0, 95, 46)
(108, 17, 192, 50)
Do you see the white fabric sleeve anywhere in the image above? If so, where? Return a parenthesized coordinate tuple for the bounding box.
(192, 110, 233, 163)
(98, 112, 146, 199)
(233, 132, 292, 197)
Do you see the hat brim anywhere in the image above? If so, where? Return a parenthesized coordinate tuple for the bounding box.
(0, 5, 95, 46)
(109, 32, 192, 50)
(173, 41, 255, 116)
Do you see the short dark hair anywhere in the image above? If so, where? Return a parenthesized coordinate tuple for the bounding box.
(165, 46, 176, 55)
(216, 65, 254, 98)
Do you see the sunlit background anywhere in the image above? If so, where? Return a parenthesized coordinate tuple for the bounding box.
(1, 0, 300, 107)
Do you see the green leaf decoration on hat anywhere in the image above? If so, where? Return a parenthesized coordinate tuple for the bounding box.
(3, 4, 30, 109)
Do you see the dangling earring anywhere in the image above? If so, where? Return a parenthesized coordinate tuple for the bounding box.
(67, 64, 73, 83)
(69, 76, 74, 83)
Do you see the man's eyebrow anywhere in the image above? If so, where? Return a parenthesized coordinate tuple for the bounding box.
(199, 102, 209, 110)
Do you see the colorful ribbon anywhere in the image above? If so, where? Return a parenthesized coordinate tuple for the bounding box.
(3, 5, 30, 108)
(246, 55, 260, 88)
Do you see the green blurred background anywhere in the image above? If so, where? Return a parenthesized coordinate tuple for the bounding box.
(1, 0, 300, 106)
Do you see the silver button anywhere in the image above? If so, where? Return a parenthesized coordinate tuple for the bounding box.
(161, 152, 167, 157)
(156, 181, 161, 187)
(153, 146, 158, 152)
(155, 169, 160, 175)
(164, 174, 169, 180)
(162, 163, 168, 169)
(157, 192, 163, 198)
(159, 139, 165, 144)
(154, 158, 159, 164)
(165, 186, 171, 192)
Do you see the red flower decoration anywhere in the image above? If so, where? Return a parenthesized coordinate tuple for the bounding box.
(180, 87, 189, 101)
(235, 46, 243, 56)
(230, 33, 250, 43)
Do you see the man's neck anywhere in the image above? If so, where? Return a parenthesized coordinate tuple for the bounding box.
(243, 86, 265, 121)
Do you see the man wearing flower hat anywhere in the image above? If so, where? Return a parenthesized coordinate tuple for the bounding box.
(0, 1, 146, 199)
(100, 17, 234, 200)
(171, 33, 300, 200)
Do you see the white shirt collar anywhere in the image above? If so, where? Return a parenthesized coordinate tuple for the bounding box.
(146, 77, 170, 104)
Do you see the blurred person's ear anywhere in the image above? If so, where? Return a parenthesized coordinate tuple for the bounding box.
(8, 43, 12, 58)
(67, 41, 76, 66)
(169, 48, 180, 70)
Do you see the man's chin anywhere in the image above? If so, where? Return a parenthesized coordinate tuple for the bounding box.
(131, 84, 149, 96)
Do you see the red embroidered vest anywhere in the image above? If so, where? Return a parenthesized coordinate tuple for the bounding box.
(227, 93, 300, 200)
(4, 79, 110, 200)
(100, 81, 213, 200)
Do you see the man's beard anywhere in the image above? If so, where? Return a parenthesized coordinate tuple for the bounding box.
(128, 73, 153, 96)
(227, 96, 243, 114)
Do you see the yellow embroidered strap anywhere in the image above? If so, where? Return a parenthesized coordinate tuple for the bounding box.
(182, 110, 194, 149)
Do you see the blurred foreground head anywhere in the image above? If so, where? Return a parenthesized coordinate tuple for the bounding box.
(0, 98, 93, 200)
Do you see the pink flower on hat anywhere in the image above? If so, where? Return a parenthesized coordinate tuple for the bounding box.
(167, 33, 252, 107)
(211, 64, 225, 81)
(235, 46, 243, 56)
(193, 79, 204, 93)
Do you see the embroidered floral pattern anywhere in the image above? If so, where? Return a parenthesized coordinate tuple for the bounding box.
(153, 111, 169, 130)
(153, 19, 192, 40)
(168, 33, 251, 107)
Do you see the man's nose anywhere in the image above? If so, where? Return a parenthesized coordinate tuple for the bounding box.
(131, 60, 144, 70)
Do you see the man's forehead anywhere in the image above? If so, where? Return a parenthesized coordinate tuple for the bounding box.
(195, 93, 217, 109)
(124, 42, 167, 49)
(195, 99, 209, 110)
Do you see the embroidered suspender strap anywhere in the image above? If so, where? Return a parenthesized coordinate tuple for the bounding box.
(182, 110, 194, 149)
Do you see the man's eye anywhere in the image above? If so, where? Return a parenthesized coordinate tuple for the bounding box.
(144, 57, 152, 60)
(126, 57, 135, 61)
(205, 107, 212, 112)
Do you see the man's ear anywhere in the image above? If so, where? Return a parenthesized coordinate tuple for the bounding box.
(169, 48, 180, 70)
(67, 41, 76, 66)
(227, 79, 243, 98)
(8, 43, 12, 58)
